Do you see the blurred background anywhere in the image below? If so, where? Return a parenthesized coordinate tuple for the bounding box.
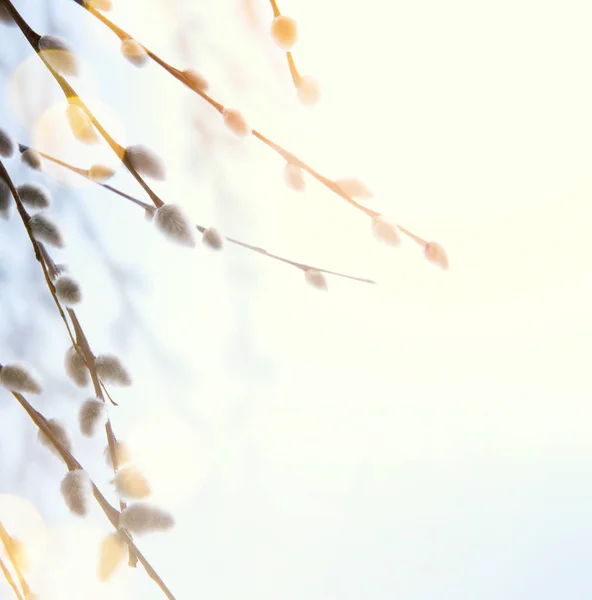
(1, 0, 592, 598)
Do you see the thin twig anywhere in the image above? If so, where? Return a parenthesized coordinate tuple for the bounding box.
(69, 0, 428, 247)
(18, 143, 376, 284)
(0, 556, 23, 600)
(4, 384, 177, 600)
(0, 523, 29, 599)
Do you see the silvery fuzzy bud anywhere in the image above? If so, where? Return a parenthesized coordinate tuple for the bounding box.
(66, 104, 99, 145)
(118, 503, 174, 535)
(371, 215, 400, 246)
(16, 183, 51, 209)
(222, 108, 251, 137)
(38, 418, 72, 455)
(60, 470, 91, 516)
(38, 35, 79, 76)
(29, 213, 65, 248)
(304, 268, 328, 291)
(0, 128, 15, 157)
(0, 363, 42, 394)
(104, 440, 130, 469)
(296, 75, 321, 106)
(95, 354, 131, 386)
(121, 38, 148, 67)
(79, 398, 105, 436)
(124, 144, 166, 180)
(88, 164, 115, 182)
(97, 533, 126, 582)
(425, 242, 448, 270)
(335, 177, 373, 200)
(113, 466, 151, 500)
(202, 227, 223, 250)
(283, 163, 305, 192)
(21, 149, 42, 170)
(182, 68, 209, 92)
(64, 346, 89, 387)
(154, 204, 196, 247)
(0, 178, 10, 220)
(54, 274, 82, 306)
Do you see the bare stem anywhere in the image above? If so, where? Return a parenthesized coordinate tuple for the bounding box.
(0, 556, 22, 600)
(0, 523, 28, 600)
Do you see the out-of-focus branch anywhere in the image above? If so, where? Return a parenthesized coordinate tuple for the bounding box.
(0, 555, 22, 600)
(0, 522, 29, 599)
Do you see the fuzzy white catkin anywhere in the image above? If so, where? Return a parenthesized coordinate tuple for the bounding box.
(202, 227, 223, 250)
(79, 399, 105, 436)
(38, 419, 72, 455)
(154, 204, 196, 247)
(55, 274, 82, 305)
(296, 75, 321, 106)
(113, 466, 151, 499)
(283, 163, 305, 192)
(121, 39, 148, 67)
(16, 183, 51, 209)
(182, 68, 209, 92)
(29, 213, 65, 248)
(88, 164, 115, 182)
(64, 346, 89, 387)
(0, 128, 15, 157)
(304, 269, 328, 291)
(104, 441, 131, 469)
(98, 533, 126, 581)
(0, 363, 42, 394)
(118, 503, 174, 534)
(38, 35, 78, 76)
(66, 104, 99, 144)
(21, 149, 41, 170)
(270, 15, 298, 50)
(95, 354, 132, 386)
(425, 242, 448, 270)
(0, 178, 10, 219)
(124, 144, 166, 180)
(60, 470, 90, 516)
(223, 109, 251, 137)
(371, 215, 400, 246)
(335, 177, 373, 200)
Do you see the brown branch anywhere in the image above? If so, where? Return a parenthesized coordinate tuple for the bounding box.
(0, 555, 22, 600)
(4, 384, 177, 600)
(18, 143, 376, 284)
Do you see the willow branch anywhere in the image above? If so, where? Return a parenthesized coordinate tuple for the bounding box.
(0, 523, 29, 599)
(18, 143, 376, 284)
(4, 384, 177, 600)
(0, 556, 22, 600)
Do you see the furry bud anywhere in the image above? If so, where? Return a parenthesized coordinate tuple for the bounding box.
(154, 204, 196, 247)
(182, 68, 209, 92)
(21, 149, 41, 170)
(0, 178, 10, 220)
(113, 466, 151, 500)
(223, 109, 251, 137)
(202, 227, 223, 250)
(336, 177, 372, 200)
(38, 35, 78, 76)
(98, 533, 126, 581)
(296, 75, 321, 106)
(283, 163, 305, 191)
(86, 0, 112, 10)
(425, 242, 448, 270)
(104, 440, 130, 469)
(95, 354, 131, 386)
(124, 145, 166, 180)
(371, 215, 400, 246)
(66, 104, 99, 144)
(0, 128, 15, 157)
(64, 346, 89, 387)
(16, 183, 51, 209)
(29, 213, 65, 248)
(88, 164, 115, 182)
(55, 274, 82, 305)
(118, 503, 174, 534)
(0, 363, 42, 394)
(60, 470, 90, 516)
(79, 398, 105, 436)
(271, 15, 298, 50)
(121, 39, 148, 67)
(304, 269, 328, 291)
(38, 418, 72, 455)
